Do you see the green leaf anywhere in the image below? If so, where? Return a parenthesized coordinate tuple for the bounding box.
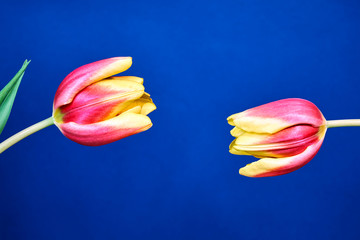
(0, 60, 30, 135)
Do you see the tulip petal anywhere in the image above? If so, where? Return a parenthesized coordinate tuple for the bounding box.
(229, 140, 252, 155)
(141, 102, 157, 115)
(57, 112, 152, 146)
(238, 135, 325, 177)
(120, 93, 156, 115)
(54, 57, 132, 109)
(228, 98, 325, 134)
(230, 127, 245, 137)
(108, 76, 144, 84)
(231, 125, 320, 158)
(58, 78, 145, 124)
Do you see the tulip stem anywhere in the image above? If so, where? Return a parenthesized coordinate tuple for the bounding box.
(326, 119, 360, 128)
(0, 117, 54, 154)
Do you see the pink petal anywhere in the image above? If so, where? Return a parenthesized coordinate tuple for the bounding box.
(228, 98, 326, 134)
(54, 57, 132, 110)
(58, 77, 144, 124)
(232, 125, 320, 158)
(56, 112, 152, 146)
(239, 132, 326, 177)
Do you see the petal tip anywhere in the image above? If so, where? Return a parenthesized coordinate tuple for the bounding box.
(239, 167, 254, 177)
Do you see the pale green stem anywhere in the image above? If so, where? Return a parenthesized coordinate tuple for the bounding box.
(326, 119, 360, 128)
(0, 117, 54, 154)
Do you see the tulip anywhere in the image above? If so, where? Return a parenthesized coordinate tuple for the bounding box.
(52, 57, 156, 146)
(0, 57, 156, 153)
(228, 98, 359, 177)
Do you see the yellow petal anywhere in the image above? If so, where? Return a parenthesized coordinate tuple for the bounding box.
(122, 105, 142, 114)
(234, 132, 270, 147)
(228, 113, 286, 134)
(118, 92, 156, 116)
(229, 140, 252, 156)
(141, 102, 157, 115)
(95, 78, 145, 94)
(107, 76, 144, 84)
(230, 127, 245, 137)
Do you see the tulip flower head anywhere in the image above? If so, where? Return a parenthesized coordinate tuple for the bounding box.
(53, 57, 156, 146)
(228, 98, 327, 177)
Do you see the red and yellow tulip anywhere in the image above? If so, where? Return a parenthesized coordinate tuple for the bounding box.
(228, 98, 326, 177)
(53, 57, 156, 146)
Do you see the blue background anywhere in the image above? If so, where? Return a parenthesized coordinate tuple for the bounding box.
(1, 0, 360, 239)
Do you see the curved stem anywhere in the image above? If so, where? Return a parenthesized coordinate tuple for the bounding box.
(0, 117, 54, 154)
(326, 119, 360, 128)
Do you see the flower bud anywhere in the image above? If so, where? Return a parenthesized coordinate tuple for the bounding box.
(53, 57, 156, 146)
(228, 98, 326, 177)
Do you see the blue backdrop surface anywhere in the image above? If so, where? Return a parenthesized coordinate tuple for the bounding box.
(1, 0, 360, 239)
